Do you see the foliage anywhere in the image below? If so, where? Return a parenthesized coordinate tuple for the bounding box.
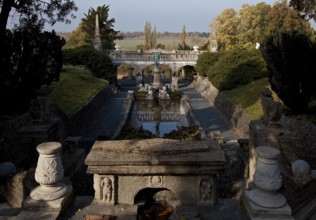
(213, 8, 240, 51)
(81, 5, 121, 49)
(142, 20, 158, 50)
(290, 0, 316, 21)
(222, 78, 278, 120)
(64, 22, 89, 49)
(207, 49, 268, 90)
(134, 91, 147, 99)
(196, 52, 221, 76)
(265, 1, 316, 40)
(118, 126, 154, 140)
(212, 2, 315, 51)
(163, 126, 201, 141)
(62, 45, 116, 83)
(51, 66, 108, 116)
(262, 33, 316, 113)
(0, 28, 65, 114)
(237, 3, 271, 48)
(169, 91, 183, 101)
(0, 0, 77, 38)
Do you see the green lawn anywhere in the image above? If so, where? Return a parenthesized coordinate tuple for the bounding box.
(52, 66, 108, 117)
(221, 78, 278, 120)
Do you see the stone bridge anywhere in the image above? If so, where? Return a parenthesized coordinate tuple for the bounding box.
(104, 50, 206, 73)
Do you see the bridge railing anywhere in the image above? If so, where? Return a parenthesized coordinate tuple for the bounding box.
(104, 50, 205, 62)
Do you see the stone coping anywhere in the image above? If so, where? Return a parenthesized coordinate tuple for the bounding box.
(85, 139, 226, 174)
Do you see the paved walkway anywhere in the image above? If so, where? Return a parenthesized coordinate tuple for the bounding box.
(180, 86, 238, 142)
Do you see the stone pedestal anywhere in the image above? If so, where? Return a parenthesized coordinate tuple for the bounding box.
(242, 146, 294, 220)
(171, 76, 179, 91)
(152, 69, 162, 88)
(24, 142, 72, 211)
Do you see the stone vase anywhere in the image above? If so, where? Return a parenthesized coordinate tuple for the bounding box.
(248, 146, 286, 208)
(30, 142, 68, 201)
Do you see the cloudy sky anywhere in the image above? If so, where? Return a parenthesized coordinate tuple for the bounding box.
(50, 0, 278, 32)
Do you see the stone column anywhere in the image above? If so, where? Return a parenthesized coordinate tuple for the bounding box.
(24, 142, 72, 211)
(242, 146, 293, 220)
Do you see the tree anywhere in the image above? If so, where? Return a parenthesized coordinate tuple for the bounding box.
(178, 25, 191, 50)
(0, 28, 65, 114)
(151, 25, 157, 49)
(64, 22, 89, 49)
(265, 1, 316, 39)
(0, 0, 77, 38)
(81, 5, 121, 49)
(237, 3, 271, 48)
(262, 33, 316, 113)
(212, 9, 240, 51)
(143, 20, 151, 49)
(290, 0, 316, 21)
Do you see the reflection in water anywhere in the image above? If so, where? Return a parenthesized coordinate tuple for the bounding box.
(136, 98, 183, 137)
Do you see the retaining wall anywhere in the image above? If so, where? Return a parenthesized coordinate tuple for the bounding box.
(190, 76, 251, 138)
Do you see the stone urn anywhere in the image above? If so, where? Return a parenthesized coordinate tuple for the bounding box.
(248, 146, 286, 208)
(30, 142, 68, 201)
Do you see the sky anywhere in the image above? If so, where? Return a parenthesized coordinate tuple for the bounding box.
(48, 0, 277, 33)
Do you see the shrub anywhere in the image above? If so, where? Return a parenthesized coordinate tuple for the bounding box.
(262, 33, 316, 113)
(0, 29, 65, 115)
(207, 49, 268, 90)
(163, 126, 201, 140)
(63, 46, 116, 83)
(196, 52, 221, 76)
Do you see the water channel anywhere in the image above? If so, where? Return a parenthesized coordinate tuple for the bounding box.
(128, 97, 193, 138)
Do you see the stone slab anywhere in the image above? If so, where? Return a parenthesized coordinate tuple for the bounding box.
(242, 192, 294, 220)
(87, 165, 223, 175)
(86, 139, 225, 167)
(91, 139, 210, 155)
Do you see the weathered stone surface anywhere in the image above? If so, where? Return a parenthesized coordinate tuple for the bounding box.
(86, 139, 225, 168)
(86, 139, 225, 208)
(6, 169, 36, 208)
(190, 76, 251, 138)
(261, 88, 282, 126)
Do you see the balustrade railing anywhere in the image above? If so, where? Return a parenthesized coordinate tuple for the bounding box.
(104, 50, 201, 62)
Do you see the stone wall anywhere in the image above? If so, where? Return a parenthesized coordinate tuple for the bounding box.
(63, 85, 116, 137)
(190, 76, 251, 138)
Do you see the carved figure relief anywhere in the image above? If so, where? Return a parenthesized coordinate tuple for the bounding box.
(100, 177, 112, 202)
(199, 177, 213, 203)
(93, 174, 114, 204)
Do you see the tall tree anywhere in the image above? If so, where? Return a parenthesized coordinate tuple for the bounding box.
(81, 5, 121, 49)
(151, 25, 157, 49)
(143, 20, 152, 49)
(178, 25, 190, 50)
(213, 8, 240, 51)
(237, 3, 271, 48)
(0, 0, 77, 38)
(262, 33, 316, 113)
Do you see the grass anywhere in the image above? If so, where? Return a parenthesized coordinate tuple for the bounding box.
(221, 78, 280, 120)
(51, 66, 108, 117)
